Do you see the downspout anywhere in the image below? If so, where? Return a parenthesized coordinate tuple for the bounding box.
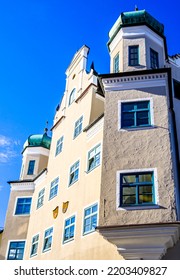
(167, 68, 180, 220)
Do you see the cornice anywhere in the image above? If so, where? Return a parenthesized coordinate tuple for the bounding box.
(97, 223, 180, 260)
(102, 72, 167, 92)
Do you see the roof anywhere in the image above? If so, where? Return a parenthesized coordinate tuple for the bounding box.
(8, 168, 47, 184)
(23, 132, 51, 151)
(108, 9, 164, 48)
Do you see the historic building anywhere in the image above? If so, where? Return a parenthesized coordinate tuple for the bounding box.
(0, 9, 180, 260)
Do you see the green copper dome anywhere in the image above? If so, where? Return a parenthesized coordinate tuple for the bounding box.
(23, 133, 51, 150)
(108, 9, 164, 48)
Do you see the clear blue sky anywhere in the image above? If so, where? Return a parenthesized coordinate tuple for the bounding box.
(0, 0, 179, 227)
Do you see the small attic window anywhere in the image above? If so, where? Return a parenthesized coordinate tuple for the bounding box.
(68, 88, 76, 106)
(72, 74, 76, 79)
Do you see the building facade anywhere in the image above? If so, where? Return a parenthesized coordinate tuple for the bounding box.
(0, 9, 180, 260)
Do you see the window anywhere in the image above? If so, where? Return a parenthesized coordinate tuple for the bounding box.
(120, 172, 155, 207)
(49, 177, 59, 200)
(7, 241, 25, 260)
(173, 79, 180, 100)
(129, 46, 139, 66)
(68, 88, 76, 106)
(15, 197, 32, 215)
(43, 227, 53, 252)
(69, 161, 79, 186)
(63, 216, 75, 243)
(30, 234, 39, 257)
(27, 160, 35, 175)
(87, 144, 101, 172)
(37, 188, 45, 209)
(150, 48, 159, 69)
(74, 116, 83, 138)
(55, 136, 64, 156)
(114, 53, 119, 73)
(121, 101, 151, 129)
(83, 203, 98, 235)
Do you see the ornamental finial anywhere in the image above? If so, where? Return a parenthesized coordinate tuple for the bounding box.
(135, 5, 138, 11)
(44, 121, 48, 133)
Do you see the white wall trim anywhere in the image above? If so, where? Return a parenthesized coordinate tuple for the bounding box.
(23, 146, 50, 157)
(86, 117, 104, 141)
(11, 182, 35, 191)
(102, 73, 167, 92)
(109, 25, 164, 54)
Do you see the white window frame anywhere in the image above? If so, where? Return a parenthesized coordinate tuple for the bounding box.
(37, 188, 45, 209)
(116, 168, 159, 211)
(68, 88, 76, 106)
(87, 143, 101, 173)
(49, 177, 59, 200)
(14, 196, 32, 216)
(27, 160, 35, 175)
(73, 116, 83, 138)
(55, 136, 64, 156)
(63, 215, 76, 244)
(6, 240, 26, 260)
(83, 202, 98, 235)
(30, 234, 39, 257)
(42, 227, 53, 253)
(118, 97, 154, 131)
(114, 53, 119, 73)
(68, 160, 80, 186)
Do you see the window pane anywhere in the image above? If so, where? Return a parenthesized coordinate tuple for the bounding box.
(85, 208, 90, 216)
(139, 185, 152, 194)
(137, 102, 149, 109)
(139, 194, 153, 203)
(122, 175, 136, 184)
(122, 103, 134, 111)
(123, 195, 136, 205)
(139, 174, 152, 182)
(137, 111, 149, 126)
(122, 186, 136, 195)
(122, 112, 134, 127)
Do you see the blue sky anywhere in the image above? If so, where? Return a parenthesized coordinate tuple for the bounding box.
(0, 0, 180, 227)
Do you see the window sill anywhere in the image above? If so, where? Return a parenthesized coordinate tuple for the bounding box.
(49, 194, 58, 201)
(63, 238, 74, 244)
(86, 164, 100, 174)
(117, 205, 160, 211)
(30, 253, 37, 258)
(119, 125, 156, 132)
(42, 248, 51, 253)
(68, 179, 78, 187)
(83, 229, 96, 236)
(14, 213, 31, 216)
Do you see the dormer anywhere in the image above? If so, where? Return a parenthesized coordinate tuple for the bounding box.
(108, 9, 167, 73)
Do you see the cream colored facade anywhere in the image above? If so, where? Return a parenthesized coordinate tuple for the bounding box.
(0, 9, 180, 260)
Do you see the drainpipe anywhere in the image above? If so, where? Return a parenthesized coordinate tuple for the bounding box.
(167, 68, 180, 220)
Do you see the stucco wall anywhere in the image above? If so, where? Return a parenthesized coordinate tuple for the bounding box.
(99, 85, 177, 227)
(0, 189, 33, 259)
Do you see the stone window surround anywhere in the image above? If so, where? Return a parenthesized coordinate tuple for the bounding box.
(118, 97, 154, 131)
(116, 168, 159, 211)
(13, 196, 32, 216)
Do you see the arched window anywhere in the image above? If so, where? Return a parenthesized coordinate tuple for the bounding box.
(68, 88, 76, 106)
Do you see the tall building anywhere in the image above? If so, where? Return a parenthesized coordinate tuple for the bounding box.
(0, 9, 180, 260)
